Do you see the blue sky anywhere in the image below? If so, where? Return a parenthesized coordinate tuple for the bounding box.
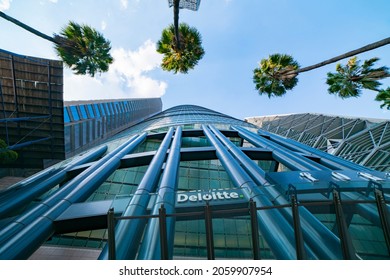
(1, 0, 390, 120)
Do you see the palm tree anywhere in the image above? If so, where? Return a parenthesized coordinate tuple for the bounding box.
(0, 11, 113, 77)
(253, 54, 299, 97)
(253, 37, 390, 98)
(157, 23, 204, 74)
(326, 57, 390, 98)
(157, 0, 205, 74)
(375, 88, 390, 109)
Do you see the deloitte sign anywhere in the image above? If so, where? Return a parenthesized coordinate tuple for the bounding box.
(176, 189, 245, 204)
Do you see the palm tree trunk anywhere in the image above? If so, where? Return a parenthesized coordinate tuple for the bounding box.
(0, 11, 56, 43)
(297, 37, 390, 74)
(173, 0, 181, 50)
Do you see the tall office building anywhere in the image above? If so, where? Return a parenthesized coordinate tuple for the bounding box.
(0, 48, 162, 186)
(63, 98, 162, 158)
(0, 105, 389, 260)
(0, 49, 64, 170)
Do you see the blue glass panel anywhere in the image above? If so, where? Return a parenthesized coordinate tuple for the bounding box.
(99, 104, 106, 116)
(118, 102, 125, 113)
(112, 102, 118, 113)
(64, 108, 70, 123)
(124, 101, 129, 111)
(80, 105, 88, 119)
(70, 106, 80, 121)
(87, 104, 94, 117)
(93, 104, 101, 117)
(104, 103, 111, 115)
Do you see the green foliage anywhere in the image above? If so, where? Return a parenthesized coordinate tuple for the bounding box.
(253, 54, 299, 97)
(157, 23, 205, 74)
(375, 87, 390, 109)
(54, 21, 113, 77)
(0, 139, 18, 164)
(326, 57, 389, 99)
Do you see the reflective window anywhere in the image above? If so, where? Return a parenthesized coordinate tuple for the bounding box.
(80, 105, 88, 119)
(64, 108, 70, 123)
(87, 104, 94, 117)
(70, 106, 80, 121)
(109, 103, 116, 114)
(104, 103, 111, 115)
(93, 104, 101, 116)
(100, 104, 106, 116)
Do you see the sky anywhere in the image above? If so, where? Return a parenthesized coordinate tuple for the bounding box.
(1, 0, 390, 121)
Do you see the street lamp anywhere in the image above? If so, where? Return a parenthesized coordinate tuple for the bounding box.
(168, 0, 201, 11)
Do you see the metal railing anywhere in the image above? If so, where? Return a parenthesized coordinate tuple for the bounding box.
(106, 190, 390, 260)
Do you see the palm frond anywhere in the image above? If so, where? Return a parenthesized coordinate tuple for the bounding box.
(253, 53, 299, 97)
(54, 21, 113, 77)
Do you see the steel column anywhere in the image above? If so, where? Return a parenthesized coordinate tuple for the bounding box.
(202, 125, 297, 259)
(137, 127, 182, 260)
(0, 133, 146, 259)
(257, 128, 387, 228)
(107, 208, 116, 260)
(249, 199, 261, 260)
(232, 126, 329, 172)
(374, 189, 390, 255)
(332, 190, 358, 259)
(98, 127, 175, 260)
(291, 194, 306, 260)
(205, 203, 215, 260)
(0, 145, 108, 218)
(210, 125, 342, 259)
(158, 205, 169, 260)
(257, 129, 374, 172)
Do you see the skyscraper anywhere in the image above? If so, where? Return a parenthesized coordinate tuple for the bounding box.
(0, 105, 389, 260)
(63, 98, 162, 158)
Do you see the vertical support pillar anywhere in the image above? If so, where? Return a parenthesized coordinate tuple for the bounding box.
(332, 190, 357, 259)
(249, 199, 261, 260)
(107, 208, 116, 260)
(10, 56, 21, 149)
(47, 63, 54, 159)
(159, 204, 169, 260)
(0, 78, 10, 144)
(374, 189, 390, 255)
(204, 203, 215, 260)
(10, 56, 19, 117)
(203, 124, 298, 260)
(291, 194, 306, 260)
(99, 128, 174, 260)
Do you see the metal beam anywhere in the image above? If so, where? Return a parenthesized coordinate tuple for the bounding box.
(0, 145, 107, 219)
(233, 126, 328, 172)
(0, 133, 146, 259)
(98, 128, 175, 260)
(137, 127, 182, 260)
(211, 125, 342, 259)
(202, 125, 298, 259)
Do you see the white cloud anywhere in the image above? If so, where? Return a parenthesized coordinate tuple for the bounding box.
(120, 0, 128, 9)
(101, 20, 107, 30)
(64, 40, 167, 101)
(0, 0, 12, 11)
(48, 0, 58, 3)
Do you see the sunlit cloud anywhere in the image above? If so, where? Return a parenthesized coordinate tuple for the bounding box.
(48, 0, 58, 3)
(64, 40, 167, 101)
(0, 0, 12, 11)
(101, 20, 107, 30)
(120, 0, 128, 9)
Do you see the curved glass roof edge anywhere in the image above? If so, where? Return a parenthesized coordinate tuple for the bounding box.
(63, 105, 257, 156)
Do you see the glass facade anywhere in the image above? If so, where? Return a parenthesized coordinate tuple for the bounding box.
(246, 113, 390, 172)
(63, 98, 162, 158)
(0, 105, 389, 260)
